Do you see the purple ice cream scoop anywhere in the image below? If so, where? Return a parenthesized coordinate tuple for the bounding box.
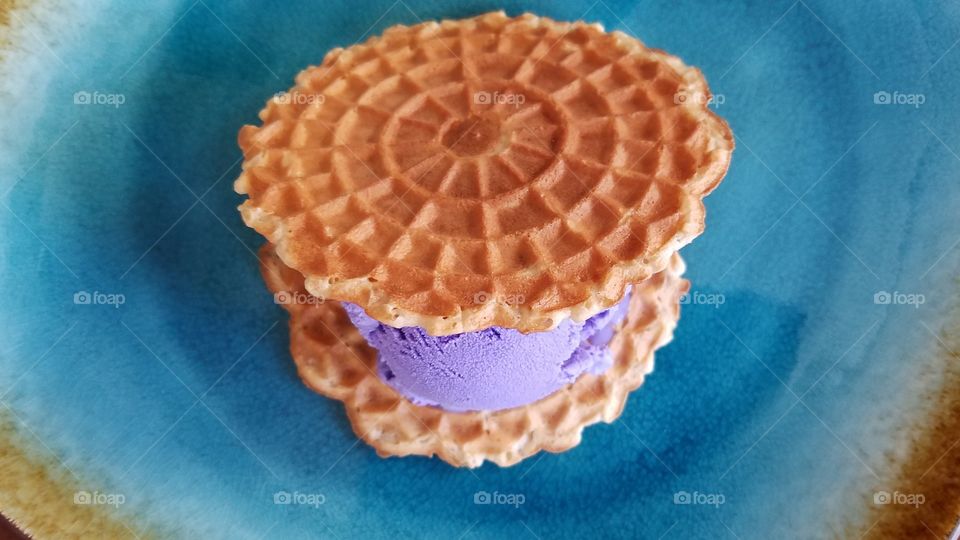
(342, 290, 632, 412)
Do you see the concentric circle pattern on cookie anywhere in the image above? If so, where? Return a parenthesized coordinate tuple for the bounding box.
(259, 245, 688, 468)
(235, 11, 733, 335)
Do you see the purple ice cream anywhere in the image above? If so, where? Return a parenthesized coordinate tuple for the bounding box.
(342, 290, 632, 412)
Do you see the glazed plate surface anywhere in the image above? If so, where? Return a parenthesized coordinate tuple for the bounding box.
(1, 1, 959, 538)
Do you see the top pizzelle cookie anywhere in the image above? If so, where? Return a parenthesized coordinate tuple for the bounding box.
(235, 11, 733, 335)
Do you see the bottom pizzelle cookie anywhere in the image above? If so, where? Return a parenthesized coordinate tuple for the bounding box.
(259, 245, 688, 468)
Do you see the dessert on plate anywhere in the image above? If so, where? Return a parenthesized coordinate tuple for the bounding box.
(235, 11, 732, 467)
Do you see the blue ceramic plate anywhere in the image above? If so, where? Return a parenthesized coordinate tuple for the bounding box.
(2, 1, 959, 538)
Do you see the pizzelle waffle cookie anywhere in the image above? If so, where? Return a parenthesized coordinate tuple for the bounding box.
(259, 244, 688, 468)
(235, 11, 733, 336)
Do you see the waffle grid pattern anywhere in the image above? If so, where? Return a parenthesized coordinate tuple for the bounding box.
(236, 11, 731, 335)
(260, 244, 687, 468)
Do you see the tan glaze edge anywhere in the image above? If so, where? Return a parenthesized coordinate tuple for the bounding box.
(0, 412, 155, 539)
(0, 3, 151, 538)
(0, 0, 21, 33)
(852, 289, 960, 539)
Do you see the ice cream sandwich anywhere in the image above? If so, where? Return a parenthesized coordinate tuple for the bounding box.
(235, 11, 732, 467)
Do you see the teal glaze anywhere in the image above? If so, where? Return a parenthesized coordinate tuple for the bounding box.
(1, 1, 959, 538)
